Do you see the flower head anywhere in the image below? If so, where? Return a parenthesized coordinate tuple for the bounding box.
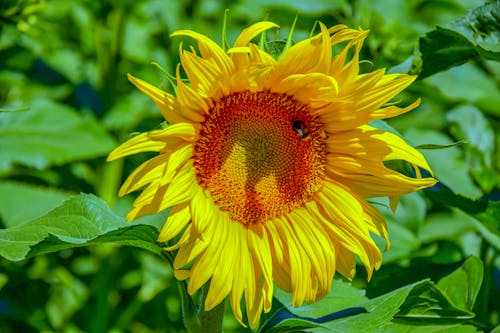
(108, 21, 436, 327)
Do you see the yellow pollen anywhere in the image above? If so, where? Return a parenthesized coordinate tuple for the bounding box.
(193, 91, 326, 225)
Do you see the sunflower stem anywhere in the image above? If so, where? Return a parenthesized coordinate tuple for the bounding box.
(178, 280, 201, 333)
(476, 241, 495, 326)
(97, 159, 123, 208)
(198, 284, 225, 333)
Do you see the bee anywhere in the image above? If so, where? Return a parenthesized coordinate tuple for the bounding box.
(292, 119, 310, 140)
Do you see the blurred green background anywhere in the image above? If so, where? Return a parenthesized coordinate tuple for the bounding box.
(0, 0, 499, 332)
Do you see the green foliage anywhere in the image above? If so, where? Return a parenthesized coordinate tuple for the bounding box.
(0, 99, 115, 172)
(1, 0, 499, 332)
(263, 258, 483, 332)
(410, 2, 500, 78)
(0, 194, 163, 261)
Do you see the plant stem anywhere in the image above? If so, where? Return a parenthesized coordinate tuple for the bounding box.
(178, 280, 201, 333)
(161, 246, 225, 332)
(198, 284, 225, 333)
(97, 159, 123, 208)
(476, 241, 495, 328)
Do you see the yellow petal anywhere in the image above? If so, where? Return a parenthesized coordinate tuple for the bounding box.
(147, 122, 197, 142)
(119, 154, 168, 196)
(158, 203, 191, 242)
(175, 64, 208, 122)
(171, 29, 234, 79)
(179, 49, 224, 97)
(107, 131, 165, 161)
(231, 21, 279, 70)
(234, 21, 279, 47)
(271, 22, 333, 83)
(128, 74, 184, 123)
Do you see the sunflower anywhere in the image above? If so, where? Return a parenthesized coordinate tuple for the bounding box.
(108, 21, 436, 328)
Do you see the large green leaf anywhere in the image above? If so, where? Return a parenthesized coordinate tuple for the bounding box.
(436, 256, 483, 311)
(317, 281, 472, 333)
(382, 322, 480, 333)
(405, 129, 483, 200)
(447, 105, 495, 169)
(0, 194, 164, 261)
(470, 201, 500, 251)
(263, 278, 475, 333)
(0, 98, 116, 172)
(394, 281, 473, 323)
(273, 279, 368, 318)
(0, 181, 70, 228)
(424, 64, 500, 117)
(418, 210, 475, 244)
(410, 2, 500, 78)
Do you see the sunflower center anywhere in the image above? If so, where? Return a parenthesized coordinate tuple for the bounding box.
(193, 90, 326, 225)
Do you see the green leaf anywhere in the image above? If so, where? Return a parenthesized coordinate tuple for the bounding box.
(274, 279, 368, 318)
(470, 201, 500, 251)
(448, 2, 500, 59)
(446, 104, 494, 167)
(235, 0, 349, 15)
(0, 181, 70, 228)
(395, 281, 474, 323)
(423, 182, 499, 250)
(0, 98, 116, 172)
(103, 90, 161, 132)
(424, 181, 487, 214)
(0, 194, 164, 261)
(424, 63, 500, 117)
(436, 257, 483, 311)
(405, 128, 483, 199)
(0, 106, 30, 112)
(411, 2, 500, 78)
(382, 322, 480, 333)
(260, 279, 367, 333)
(313, 280, 436, 332)
(418, 210, 475, 244)
(415, 141, 466, 150)
(264, 278, 475, 333)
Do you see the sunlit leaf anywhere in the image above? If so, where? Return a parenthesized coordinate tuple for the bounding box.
(0, 194, 163, 261)
(425, 63, 500, 117)
(0, 99, 116, 172)
(0, 181, 70, 228)
(273, 279, 368, 318)
(447, 105, 495, 158)
(418, 210, 475, 244)
(395, 281, 474, 323)
(436, 256, 483, 311)
(424, 181, 487, 214)
(470, 201, 500, 251)
(411, 2, 500, 78)
(405, 129, 483, 199)
(262, 278, 475, 333)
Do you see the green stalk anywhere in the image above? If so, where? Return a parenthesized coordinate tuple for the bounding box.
(176, 277, 225, 332)
(94, 5, 127, 207)
(179, 280, 201, 333)
(161, 252, 202, 333)
(198, 284, 225, 333)
(476, 242, 495, 327)
(97, 159, 123, 208)
(166, 246, 224, 333)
